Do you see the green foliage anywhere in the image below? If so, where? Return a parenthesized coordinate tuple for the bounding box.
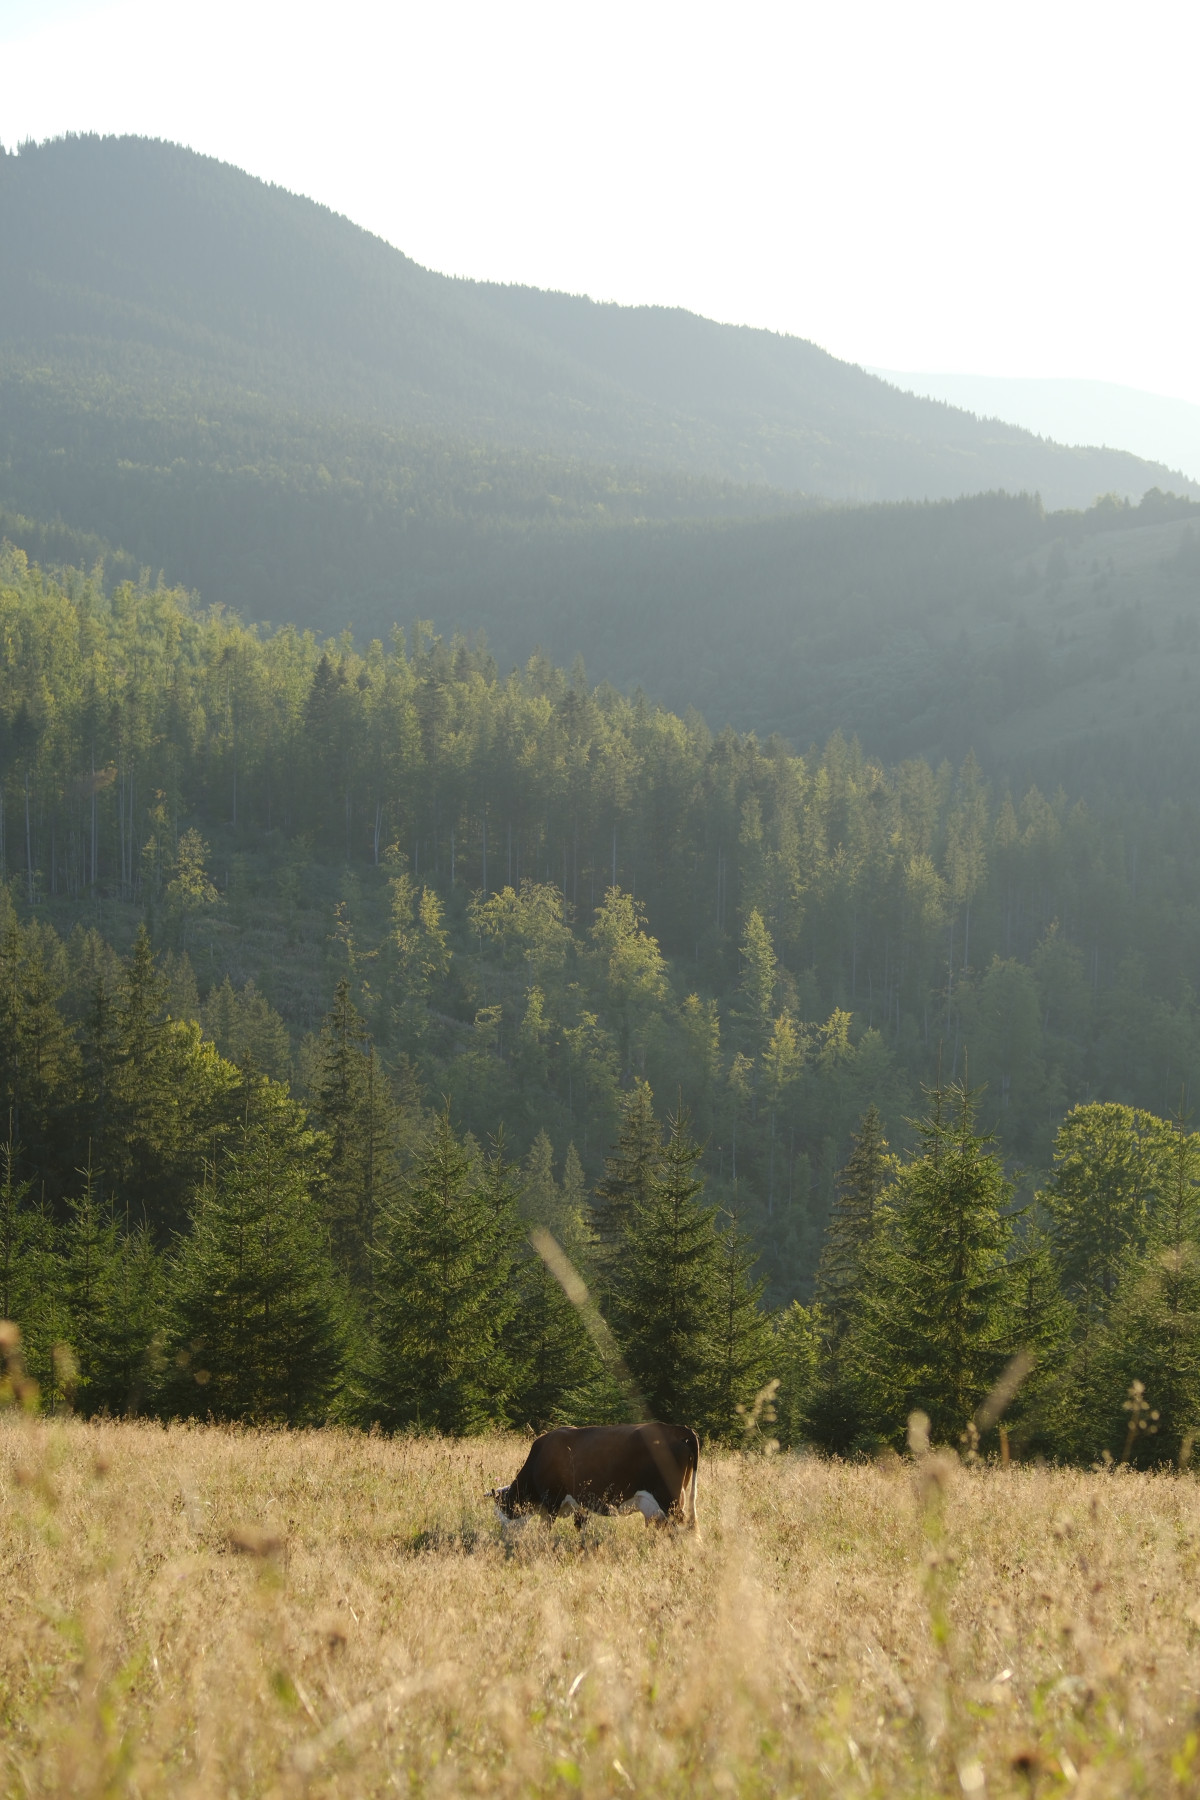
(0, 1123, 56, 1388)
(847, 1085, 1017, 1447)
(593, 1081, 659, 1265)
(772, 1301, 823, 1449)
(166, 1075, 342, 1424)
(1089, 1117, 1200, 1466)
(707, 1210, 775, 1442)
(815, 1105, 897, 1355)
(1041, 1102, 1176, 1306)
(608, 1106, 764, 1435)
(200, 978, 292, 1082)
(362, 1113, 519, 1434)
(506, 1144, 606, 1431)
(313, 980, 401, 1281)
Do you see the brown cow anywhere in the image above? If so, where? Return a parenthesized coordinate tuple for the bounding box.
(493, 1422, 699, 1531)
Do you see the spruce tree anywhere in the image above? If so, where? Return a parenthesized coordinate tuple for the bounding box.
(166, 1074, 342, 1424)
(0, 918, 80, 1196)
(102, 926, 177, 1222)
(314, 979, 398, 1282)
(707, 1210, 774, 1441)
(97, 1221, 166, 1416)
(59, 1154, 120, 1409)
(1003, 1221, 1075, 1455)
(594, 1079, 659, 1266)
(847, 1083, 1015, 1447)
(57, 1157, 166, 1416)
(507, 1233, 604, 1429)
(773, 1301, 822, 1449)
(519, 1129, 597, 1276)
(609, 1106, 728, 1429)
(1095, 1115, 1200, 1465)
(0, 1120, 56, 1385)
(364, 1109, 518, 1434)
(1041, 1102, 1175, 1307)
(804, 1107, 897, 1453)
(816, 1105, 896, 1353)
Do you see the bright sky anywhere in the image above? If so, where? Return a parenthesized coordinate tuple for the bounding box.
(2, 0, 1198, 404)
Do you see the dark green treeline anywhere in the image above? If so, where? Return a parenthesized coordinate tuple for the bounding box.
(3, 935, 1197, 1470)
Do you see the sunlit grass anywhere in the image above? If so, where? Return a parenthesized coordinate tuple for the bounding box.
(3, 1416, 1200, 1796)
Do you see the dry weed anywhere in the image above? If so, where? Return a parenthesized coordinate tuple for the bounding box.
(3, 1416, 1200, 1797)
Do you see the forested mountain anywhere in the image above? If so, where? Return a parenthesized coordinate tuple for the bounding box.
(2, 134, 1196, 671)
(6, 550, 1200, 1457)
(7, 548, 1200, 1287)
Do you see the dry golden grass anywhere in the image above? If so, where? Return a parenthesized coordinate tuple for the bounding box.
(4, 1418, 1200, 1798)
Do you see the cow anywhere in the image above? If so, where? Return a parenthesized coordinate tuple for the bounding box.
(492, 1422, 700, 1533)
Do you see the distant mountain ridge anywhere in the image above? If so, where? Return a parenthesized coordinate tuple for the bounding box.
(1, 133, 1193, 522)
(3, 132, 1200, 807)
(873, 370, 1200, 485)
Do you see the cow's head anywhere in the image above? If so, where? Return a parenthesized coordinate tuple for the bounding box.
(489, 1483, 514, 1519)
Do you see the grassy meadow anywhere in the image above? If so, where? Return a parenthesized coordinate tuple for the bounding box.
(3, 1417, 1200, 1799)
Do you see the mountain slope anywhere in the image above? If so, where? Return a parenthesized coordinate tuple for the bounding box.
(1, 134, 1193, 518)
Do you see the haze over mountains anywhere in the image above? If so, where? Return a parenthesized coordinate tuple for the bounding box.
(874, 371, 1200, 486)
(2, 132, 1199, 798)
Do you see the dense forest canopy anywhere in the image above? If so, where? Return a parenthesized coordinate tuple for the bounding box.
(4, 550, 1200, 1461)
(5, 547, 1200, 1295)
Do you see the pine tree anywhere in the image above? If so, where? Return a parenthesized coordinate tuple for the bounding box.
(364, 1108, 518, 1433)
(847, 1083, 1015, 1447)
(609, 1106, 727, 1429)
(166, 1074, 342, 1423)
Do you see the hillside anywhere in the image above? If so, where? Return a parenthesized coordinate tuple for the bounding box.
(1, 134, 1196, 655)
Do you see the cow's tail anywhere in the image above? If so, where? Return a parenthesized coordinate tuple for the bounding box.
(680, 1428, 700, 1532)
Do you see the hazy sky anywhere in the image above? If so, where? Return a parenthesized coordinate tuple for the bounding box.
(2, 0, 1197, 404)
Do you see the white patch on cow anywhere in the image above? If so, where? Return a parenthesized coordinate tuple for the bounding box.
(556, 1493, 580, 1518)
(615, 1489, 667, 1526)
